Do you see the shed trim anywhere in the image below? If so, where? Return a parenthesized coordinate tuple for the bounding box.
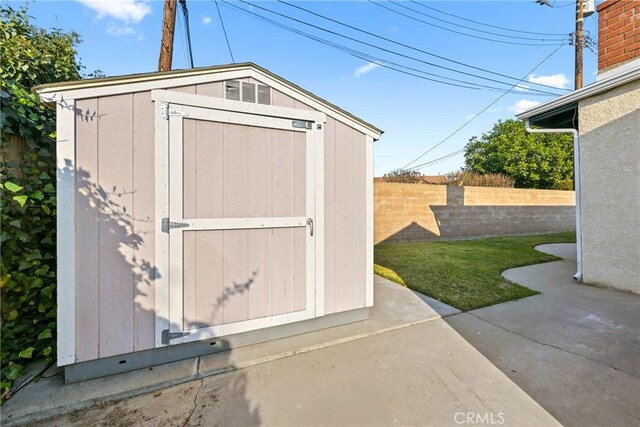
(154, 101, 170, 347)
(365, 135, 374, 307)
(151, 89, 326, 123)
(56, 101, 76, 366)
(36, 63, 382, 139)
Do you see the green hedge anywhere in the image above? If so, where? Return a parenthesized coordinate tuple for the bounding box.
(1, 6, 81, 400)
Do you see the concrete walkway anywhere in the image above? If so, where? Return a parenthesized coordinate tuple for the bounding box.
(4, 276, 560, 427)
(446, 244, 640, 427)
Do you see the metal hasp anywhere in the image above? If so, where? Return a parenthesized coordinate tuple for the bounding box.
(161, 217, 190, 233)
(292, 120, 312, 129)
(307, 218, 314, 236)
(161, 329, 189, 345)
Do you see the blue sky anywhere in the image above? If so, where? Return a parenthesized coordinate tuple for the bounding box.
(14, 0, 598, 176)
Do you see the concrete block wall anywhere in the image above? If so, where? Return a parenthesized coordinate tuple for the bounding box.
(375, 183, 576, 244)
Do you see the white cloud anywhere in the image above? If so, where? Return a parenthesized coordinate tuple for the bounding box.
(488, 106, 502, 113)
(509, 99, 541, 114)
(106, 22, 144, 40)
(202, 15, 212, 25)
(76, 0, 151, 23)
(528, 73, 570, 89)
(514, 83, 531, 92)
(391, 26, 400, 33)
(353, 62, 380, 78)
(464, 114, 476, 120)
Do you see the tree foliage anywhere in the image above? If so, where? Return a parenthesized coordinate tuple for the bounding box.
(1, 6, 82, 399)
(464, 119, 574, 189)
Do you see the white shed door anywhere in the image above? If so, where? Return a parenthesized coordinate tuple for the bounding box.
(161, 102, 322, 345)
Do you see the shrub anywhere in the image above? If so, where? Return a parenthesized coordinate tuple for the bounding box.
(444, 170, 515, 188)
(383, 168, 423, 184)
(1, 6, 81, 400)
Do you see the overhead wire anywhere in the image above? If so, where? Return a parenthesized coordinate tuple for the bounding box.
(178, 0, 195, 68)
(239, 0, 567, 95)
(408, 0, 570, 36)
(222, 1, 561, 96)
(378, 0, 566, 46)
(175, 6, 190, 69)
(402, 44, 565, 170)
(214, 0, 236, 63)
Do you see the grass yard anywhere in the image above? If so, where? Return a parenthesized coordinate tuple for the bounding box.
(374, 232, 576, 311)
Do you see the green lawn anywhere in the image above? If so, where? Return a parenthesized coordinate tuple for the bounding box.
(374, 232, 576, 311)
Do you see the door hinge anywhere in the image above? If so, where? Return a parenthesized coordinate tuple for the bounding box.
(161, 329, 189, 345)
(160, 103, 189, 120)
(160, 103, 169, 120)
(161, 218, 190, 233)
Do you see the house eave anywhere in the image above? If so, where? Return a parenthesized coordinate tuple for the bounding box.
(516, 67, 640, 122)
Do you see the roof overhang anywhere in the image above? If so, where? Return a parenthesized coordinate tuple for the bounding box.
(516, 67, 640, 128)
(35, 62, 383, 139)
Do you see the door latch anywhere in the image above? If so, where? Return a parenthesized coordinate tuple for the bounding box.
(161, 218, 190, 233)
(307, 218, 314, 236)
(161, 329, 190, 345)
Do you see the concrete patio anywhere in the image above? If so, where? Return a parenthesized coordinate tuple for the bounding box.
(446, 244, 640, 427)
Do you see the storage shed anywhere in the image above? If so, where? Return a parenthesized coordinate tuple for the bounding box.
(37, 63, 382, 381)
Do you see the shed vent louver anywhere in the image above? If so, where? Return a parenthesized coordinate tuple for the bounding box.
(242, 82, 256, 103)
(258, 84, 271, 105)
(225, 81, 240, 101)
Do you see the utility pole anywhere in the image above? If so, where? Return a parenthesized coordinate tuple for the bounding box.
(575, 0, 584, 90)
(158, 0, 177, 72)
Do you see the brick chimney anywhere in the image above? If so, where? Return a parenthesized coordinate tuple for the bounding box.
(597, 0, 640, 78)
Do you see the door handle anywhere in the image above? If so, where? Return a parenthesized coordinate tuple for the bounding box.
(307, 218, 314, 236)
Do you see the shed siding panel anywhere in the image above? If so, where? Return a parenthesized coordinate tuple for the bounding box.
(248, 127, 273, 319)
(333, 121, 356, 312)
(132, 92, 156, 352)
(97, 94, 135, 358)
(75, 98, 100, 362)
(221, 124, 249, 323)
(323, 118, 337, 314)
(351, 132, 367, 307)
(324, 117, 367, 313)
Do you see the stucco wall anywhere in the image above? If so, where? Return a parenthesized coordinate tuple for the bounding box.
(578, 79, 640, 294)
(375, 183, 575, 244)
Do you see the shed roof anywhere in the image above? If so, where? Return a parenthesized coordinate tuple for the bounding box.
(35, 62, 383, 139)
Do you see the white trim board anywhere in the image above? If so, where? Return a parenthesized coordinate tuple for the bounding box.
(152, 89, 325, 123)
(56, 101, 76, 366)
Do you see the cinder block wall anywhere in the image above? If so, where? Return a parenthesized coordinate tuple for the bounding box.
(375, 183, 576, 244)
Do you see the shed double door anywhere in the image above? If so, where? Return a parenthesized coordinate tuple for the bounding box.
(160, 97, 323, 345)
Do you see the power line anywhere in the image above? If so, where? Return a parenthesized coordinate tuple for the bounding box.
(178, 0, 194, 68)
(409, 0, 569, 36)
(378, 0, 566, 46)
(402, 44, 564, 170)
(175, 5, 190, 68)
(243, 0, 566, 95)
(222, 1, 560, 96)
(214, 0, 235, 63)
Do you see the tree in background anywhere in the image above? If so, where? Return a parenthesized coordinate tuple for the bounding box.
(0, 6, 82, 399)
(464, 119, 574, 189)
